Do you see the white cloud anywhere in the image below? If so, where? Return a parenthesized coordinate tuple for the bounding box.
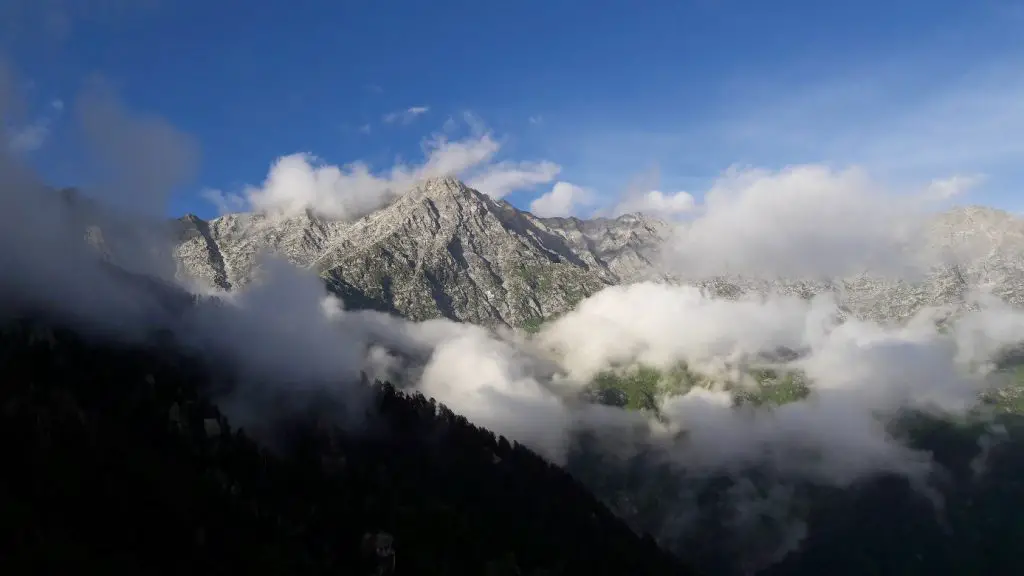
(383, 105, 430, 125)
(529, 181, 592, 217)
(466, 160, 561, 199)
(535, 281, 1019, 482)
(657, 164, 939, 280)
(415, 131, 500, 176)
(539, 283, 814, 382)
(418, 327, 572, 460)
(613, 189, 696, 218)
(925, 173, 986, 200)
(238, 153, 407, 221)
(215, 118, 563, 220)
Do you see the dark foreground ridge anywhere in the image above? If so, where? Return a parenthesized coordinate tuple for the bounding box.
(0, 317, 694, 576)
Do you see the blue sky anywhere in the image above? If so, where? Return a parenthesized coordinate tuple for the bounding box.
(2, 0, 1023, 218)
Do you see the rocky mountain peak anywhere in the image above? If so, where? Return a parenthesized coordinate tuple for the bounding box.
(380, 176, 512, 229)
(412, 175, 479, 202)
(172, 177, 668, 326)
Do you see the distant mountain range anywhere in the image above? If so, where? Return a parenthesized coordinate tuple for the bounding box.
(171, 177, 1024, 328)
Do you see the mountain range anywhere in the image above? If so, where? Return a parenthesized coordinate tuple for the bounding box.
(171, 176, 1024, 328)
(18, 177, 1024, 575)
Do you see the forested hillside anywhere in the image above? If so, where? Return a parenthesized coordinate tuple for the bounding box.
(0, 317, 691, 576)
(569, 360, 1024, 574)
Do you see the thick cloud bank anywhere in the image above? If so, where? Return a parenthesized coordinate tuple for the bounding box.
(657, 165, 948, 280)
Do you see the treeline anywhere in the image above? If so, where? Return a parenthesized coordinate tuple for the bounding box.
(761, 414, 1024, 575)
(0, 318, 693, 575)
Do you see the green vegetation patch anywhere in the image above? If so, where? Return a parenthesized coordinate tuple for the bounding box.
(588, 362, 811, 413)
(981, 365, 1024, 415)
(734, 368, 811, 407)
(519, 317, 545, 334)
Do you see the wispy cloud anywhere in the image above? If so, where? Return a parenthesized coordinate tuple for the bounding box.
(383, 105, 430, 125)
(466, 160, 561, 200)
(5, 98, 63, 154)
(201, 187, 247, 215)
(75, 76, 198, 216)
(1, 0, 161, 47)
(925, 174, 987, 200)
(555, 51, 1024, 212)
(711, 59, 1024, 188)
(7, 120, 49, 153)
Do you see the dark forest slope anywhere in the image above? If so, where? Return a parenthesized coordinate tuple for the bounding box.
(0, 318, 693, 576)
(567, 407, 1024, 575)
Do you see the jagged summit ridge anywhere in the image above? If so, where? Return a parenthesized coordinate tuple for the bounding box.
(407, 175, 485, 203)
(309, 177, 622, 324)
(174, 177, 661, 325)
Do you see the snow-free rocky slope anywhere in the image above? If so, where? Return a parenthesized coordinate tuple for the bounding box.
(173, 177, 1024, 327)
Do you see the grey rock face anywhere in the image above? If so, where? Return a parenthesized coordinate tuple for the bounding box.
(175, 177, 664, 326)
(174, 210, 351, 291)
(533, 212, 675, 284)
(173, 177, 1024, 328)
